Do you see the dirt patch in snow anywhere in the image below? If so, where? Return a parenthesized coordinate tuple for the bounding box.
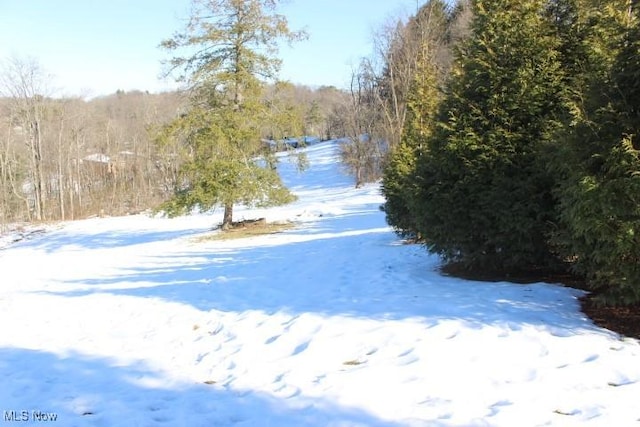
(195, 219, 294, 241)
(580, 297, 640, 340)
(441, 262, 640, 340)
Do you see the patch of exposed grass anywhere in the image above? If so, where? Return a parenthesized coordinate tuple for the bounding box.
(194, 220, 294, 242)
(342, 359, 365, 366)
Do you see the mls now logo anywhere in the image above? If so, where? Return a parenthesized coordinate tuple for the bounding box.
(4, 410, 58, 422)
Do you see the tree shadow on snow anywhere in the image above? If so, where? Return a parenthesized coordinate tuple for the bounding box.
(12, 226, 209, 253)
(0, 347, 404, 427)
(40, 212, 600, 335)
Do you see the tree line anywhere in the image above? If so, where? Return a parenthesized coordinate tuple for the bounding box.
(380, 0, 640, 306)
(337, 0, 472, 187)
(0, 56, 351, 231)
(0, 58, 184, 226)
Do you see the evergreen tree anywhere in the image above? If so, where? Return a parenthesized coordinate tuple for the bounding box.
(382, 0, 449, 237)
(158, 0, 304, 229)
(553, 1, 640, 304)
(411, 0, 568, 272)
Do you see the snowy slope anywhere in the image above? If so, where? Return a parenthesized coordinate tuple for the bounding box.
(0, 141, 638, 427)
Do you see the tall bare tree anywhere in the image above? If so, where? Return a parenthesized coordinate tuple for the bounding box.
(0, 56, 51, 220)
(338, 0, 467, 188)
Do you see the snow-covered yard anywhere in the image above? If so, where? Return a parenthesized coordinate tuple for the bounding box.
(0, 141, 638, 426)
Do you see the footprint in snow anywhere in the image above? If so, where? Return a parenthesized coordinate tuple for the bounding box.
(365, 347, 378, 356)
(281, 315, 300, 329)
(608, 377, 636, 387)
(446, 331, 459, 340)
(398, 348, 414, 358)
(265, 335, 279, 345)
(195, 352, 209, 363)
(218, 359, 236, 370)
(147, 405, 164, 413)
(488, 400, 513, 416)
(273, 384, 301, 399)
(292, 340, 310, 356)
(223, 333, 237, 343)
(554, 408, 581, 416)
(313, 374, 326, 384)
(430, 323, 461, 340)
(208, 323, 224, 335)
(398, 354, 420, 366)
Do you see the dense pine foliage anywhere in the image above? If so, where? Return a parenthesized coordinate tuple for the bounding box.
(552, 1, 640, 304)
(382, 0, 640, 305)
(382, 0, 449, 237)
(385, 0, 568, 272)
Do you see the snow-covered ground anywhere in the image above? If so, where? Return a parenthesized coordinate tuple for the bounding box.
(0, 141, 638, 427)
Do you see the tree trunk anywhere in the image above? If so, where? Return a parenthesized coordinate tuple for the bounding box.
(0, 127, 7, 229)
(35, 119, 46, 220)
(29, 120, 44, 221)
(222, 203, 233, 230)
(57, 117, 65, 221)
(75, 131, 82, 216)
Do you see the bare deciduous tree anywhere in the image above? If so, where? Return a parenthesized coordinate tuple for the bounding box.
(337, 0, 472, 187)
(0, 56, 52, 220)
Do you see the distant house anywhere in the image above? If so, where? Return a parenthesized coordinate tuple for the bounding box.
(262, 136, 322, 151)
(82, 153, 117, 178)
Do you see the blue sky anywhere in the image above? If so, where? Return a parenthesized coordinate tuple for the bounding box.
(0, 0, 421, 97)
